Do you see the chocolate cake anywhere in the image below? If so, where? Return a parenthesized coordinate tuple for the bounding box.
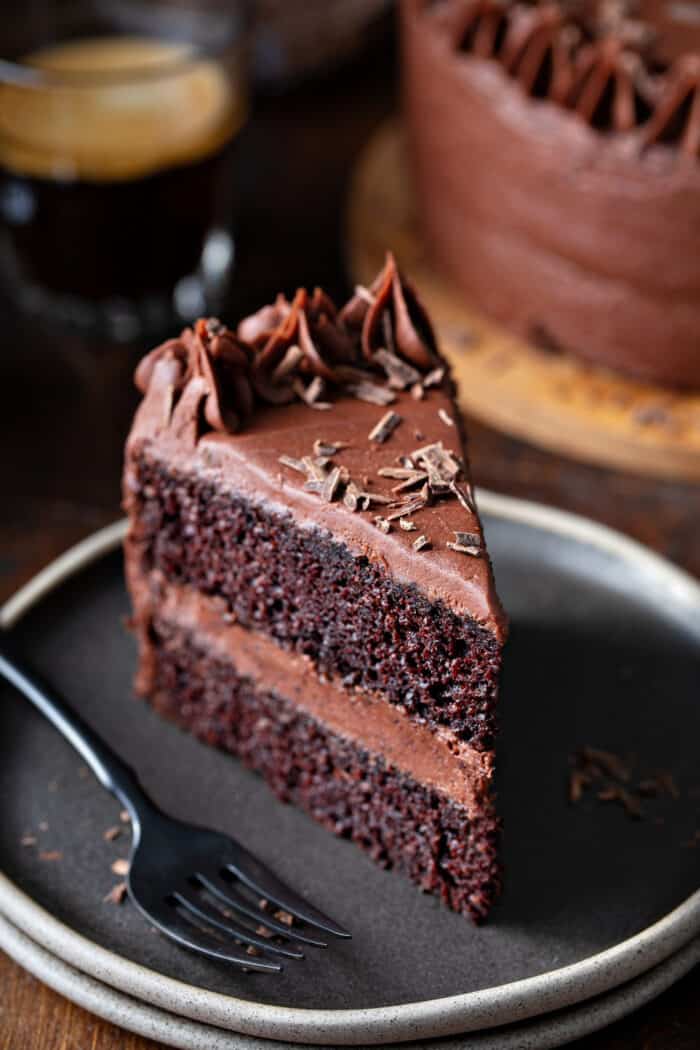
(401, 0, 700, 388)
(123, 255, 507, 922)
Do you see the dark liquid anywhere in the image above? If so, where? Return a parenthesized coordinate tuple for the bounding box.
(0, 141, 236, 301)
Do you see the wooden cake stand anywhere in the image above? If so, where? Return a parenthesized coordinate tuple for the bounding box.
(347, 122, 700, 482)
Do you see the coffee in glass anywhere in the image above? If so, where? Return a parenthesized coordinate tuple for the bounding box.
(0, 5, 247, 338)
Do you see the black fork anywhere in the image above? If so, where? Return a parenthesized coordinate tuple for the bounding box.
(0, 638, 350, 972)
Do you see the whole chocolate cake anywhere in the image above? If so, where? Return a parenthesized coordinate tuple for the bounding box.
(401, 0, 700, 388)
(123, 255, 507, 922)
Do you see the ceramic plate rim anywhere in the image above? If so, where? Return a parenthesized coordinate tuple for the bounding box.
(1, 493, 699, 1045)
(1, 911, 698, 1050)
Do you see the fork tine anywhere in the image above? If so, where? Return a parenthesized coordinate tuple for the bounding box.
(223, 843, 351, 939)
(146, 904, 282, 973)
(173, 889, 305, 960)
(196, 872, 329, 948)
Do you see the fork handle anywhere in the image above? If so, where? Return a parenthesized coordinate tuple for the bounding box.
(0, 636, 151, 836)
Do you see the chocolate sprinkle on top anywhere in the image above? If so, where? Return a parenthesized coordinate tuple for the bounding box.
(320, 466, 342, 503)
(447, 541, 481, 556)
(313, 439, 348, 457)
(348, 380, 396, 406)
(373, 348, 422, 390)
(454, 531, 481, 548)
(413, 534, 431, 551)
(369, 410, 402, 444)
(278, 454, 307, 475)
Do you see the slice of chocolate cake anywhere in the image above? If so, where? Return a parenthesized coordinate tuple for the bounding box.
(123, 254, 507, 922)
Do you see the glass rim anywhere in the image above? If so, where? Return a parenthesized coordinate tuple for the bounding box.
(0, 41, 243, 89)
(0, 0, 250, 89)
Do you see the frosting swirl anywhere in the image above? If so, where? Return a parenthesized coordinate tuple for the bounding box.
(339, 252, 437, 369)
(134, 253, 442, 440)
(430, 0, 696, 148)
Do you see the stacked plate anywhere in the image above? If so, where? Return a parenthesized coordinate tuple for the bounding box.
(1, 496, 699, 1049)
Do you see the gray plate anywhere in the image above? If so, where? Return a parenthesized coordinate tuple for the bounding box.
(0, 493, 698, 1045)
(1, 912, 699, 1050)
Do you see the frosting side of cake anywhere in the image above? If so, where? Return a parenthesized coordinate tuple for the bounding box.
(401, 0, 700, 387)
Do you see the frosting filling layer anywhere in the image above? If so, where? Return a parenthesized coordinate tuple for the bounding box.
(135, 576, 495, 814)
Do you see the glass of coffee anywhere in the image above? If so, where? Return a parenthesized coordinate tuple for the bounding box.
(0, 2, 247, 339)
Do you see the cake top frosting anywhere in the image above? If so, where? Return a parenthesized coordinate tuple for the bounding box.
(129, 254, 507, 638)
(420, 0, 700, 154)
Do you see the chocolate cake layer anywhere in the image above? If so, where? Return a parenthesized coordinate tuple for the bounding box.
(132, 577, 495, 810)
(401, 0, 700, 388)
(128, 447, 502, 750)
(139, 610, 501, 922)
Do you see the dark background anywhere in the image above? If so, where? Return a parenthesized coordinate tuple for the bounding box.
(0, 17, 698, 1050)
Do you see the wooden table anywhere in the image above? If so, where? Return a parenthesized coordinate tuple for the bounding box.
(0, 28, 698, 1050)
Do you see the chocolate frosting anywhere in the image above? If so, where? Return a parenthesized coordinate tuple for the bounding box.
(435, 0, 692, 136)
(402, 0, 700, 387)
(126, 255, 506, 638)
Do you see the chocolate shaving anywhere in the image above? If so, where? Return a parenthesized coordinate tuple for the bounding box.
(447, 541, 481, 556)
(313, 439, 348, 457)
(320, 466, 342, 503)
(569, 770, 590, 803)
(278, 454, 307, 475)
(293, 376, 332, 410)
(368, 411, 402, 444)
(384, 498, 426, 522)
(423, 367, 445, 388)
(377, 466, 421, 480)
(399, 519, 417, 531)
(411, 383, 425, 400)
(343, 481, 361, 511)
(104, 882, 128, 905)
(454, 531, 481, 548)
(301, 456, 326, 482)
(451, 480, 476, 513)
(374, 516, 392, 533)
(373, 348, 421, 390)
(438, 408, 455, 427)
(347, 381, 396, 406)
(581, 746, 631, 783)
(413, 534, 431, 551)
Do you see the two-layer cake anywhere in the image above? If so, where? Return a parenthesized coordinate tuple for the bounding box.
(123, 256, 506, 921)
